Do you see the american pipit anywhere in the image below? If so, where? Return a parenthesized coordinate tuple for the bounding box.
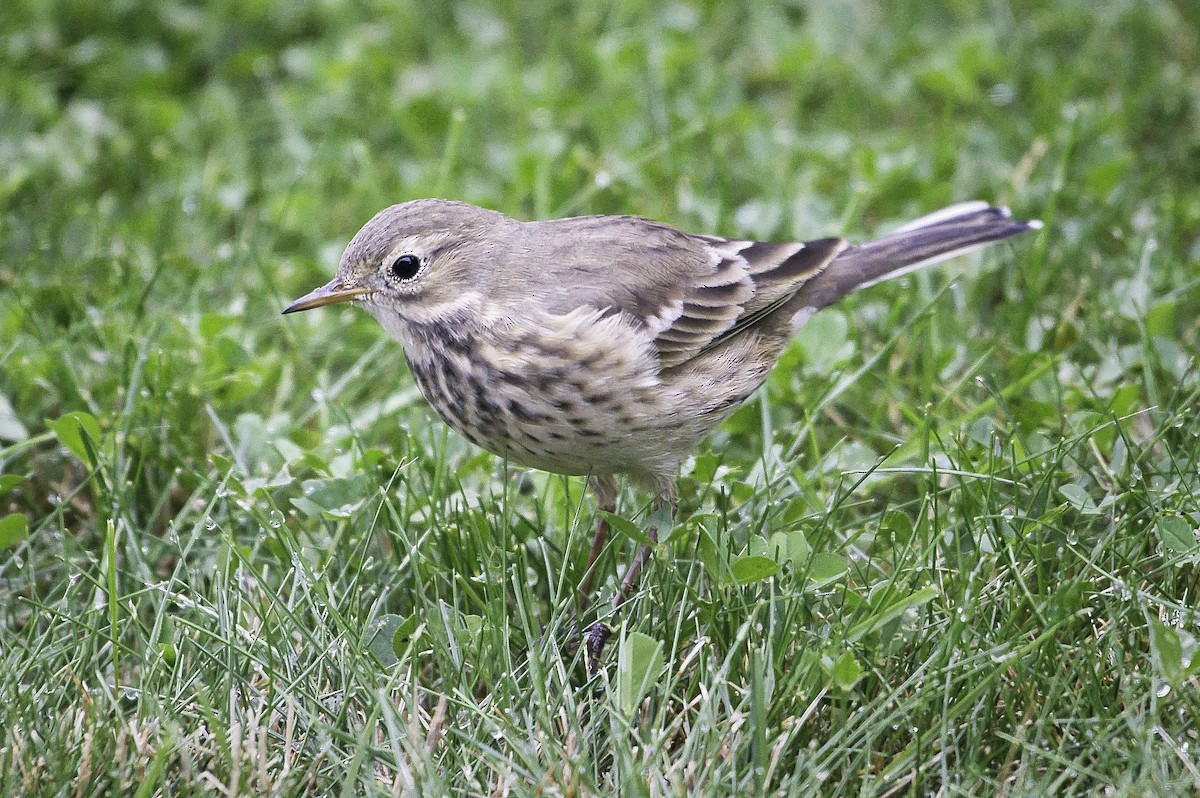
(285, 198, 1039, 657)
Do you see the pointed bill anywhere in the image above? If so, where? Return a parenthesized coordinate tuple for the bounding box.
(282, 280, 369, 314)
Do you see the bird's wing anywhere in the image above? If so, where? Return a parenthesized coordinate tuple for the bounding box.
(527, 215, 848, 368)
(660, 233, 850, 367)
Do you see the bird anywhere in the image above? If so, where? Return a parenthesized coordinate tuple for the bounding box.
(284, 198, 1040, 658)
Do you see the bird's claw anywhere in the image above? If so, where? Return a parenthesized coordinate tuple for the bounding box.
(584, 621, 612, 670)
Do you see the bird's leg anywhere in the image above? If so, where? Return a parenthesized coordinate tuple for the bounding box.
(583, 532, 656, 665)
(578, 475, 617, 607)
(612, 531, 658, 606)
(577, 517, 609, 603)
(585, 486, 677, 665)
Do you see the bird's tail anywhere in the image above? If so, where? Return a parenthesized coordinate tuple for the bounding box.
(795, 202, 1041, 311)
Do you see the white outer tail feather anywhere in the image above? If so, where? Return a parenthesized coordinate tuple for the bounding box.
(891, 200, 994, 234)
(789, 201, 1041, 313)
(854, 202, 1041, 290)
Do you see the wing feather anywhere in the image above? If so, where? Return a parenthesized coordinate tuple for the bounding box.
(651, 236, 847, 368)
(521, 215, 847, 369)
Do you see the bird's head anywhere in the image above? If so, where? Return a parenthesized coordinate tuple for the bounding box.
(283, 199, 510, 326)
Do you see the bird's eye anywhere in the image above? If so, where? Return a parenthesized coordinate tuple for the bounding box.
(388, 254, 422, 281)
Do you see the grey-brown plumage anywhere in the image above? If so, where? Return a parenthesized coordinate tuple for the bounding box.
(285, 198, 1040, 637)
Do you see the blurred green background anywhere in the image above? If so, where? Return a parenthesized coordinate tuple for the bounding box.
(2, 0, 1199, 795)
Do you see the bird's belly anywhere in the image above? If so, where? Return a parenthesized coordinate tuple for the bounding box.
(404, 343, 674, 479)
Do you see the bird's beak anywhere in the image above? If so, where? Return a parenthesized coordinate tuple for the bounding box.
(282, 280, 370, 314)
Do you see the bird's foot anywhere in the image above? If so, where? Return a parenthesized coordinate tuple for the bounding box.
(583, 621, 612, 671)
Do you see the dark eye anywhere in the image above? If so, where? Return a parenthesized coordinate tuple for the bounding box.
(388, 254, 422, 281)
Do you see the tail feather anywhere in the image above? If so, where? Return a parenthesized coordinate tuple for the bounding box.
(794, 204, 1041, 312)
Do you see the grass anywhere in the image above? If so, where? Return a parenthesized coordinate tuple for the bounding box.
(2, 0, 1200, 794)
